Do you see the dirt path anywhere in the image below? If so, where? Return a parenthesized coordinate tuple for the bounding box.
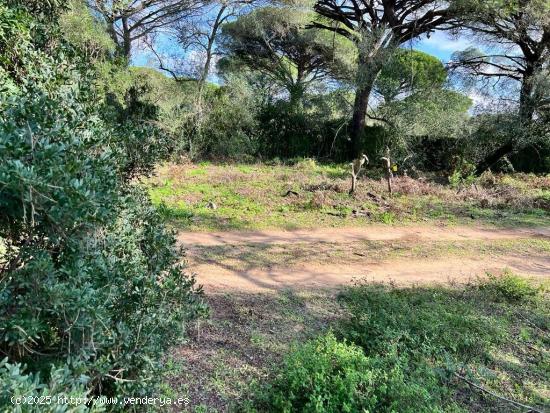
(178, 225, 550, 292)
(178, 225, 550, 247)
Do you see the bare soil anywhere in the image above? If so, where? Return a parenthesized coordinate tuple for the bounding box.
(178, 225, 550, 292)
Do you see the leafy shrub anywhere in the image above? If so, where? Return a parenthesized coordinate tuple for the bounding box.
(0, 3, 206, 408)
(0, 359, 97, 413)
(448, 161, 476, 189)
(479, 270, 540, 302)
(257, 102, 346, 161)
(244, 333, 377, 412)
(183, 76, 260, 160)
(243, 332, 463, 413)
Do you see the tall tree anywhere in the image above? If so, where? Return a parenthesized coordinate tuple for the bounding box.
(144, 0, 256, 157)
(219, 6, 351, 109)
(449, 0, 550, 174)
(311, 0, 458, 158)
(87, 0, 202, 58)
(375, 49, 447, 103)
(172, 0, 253, 89)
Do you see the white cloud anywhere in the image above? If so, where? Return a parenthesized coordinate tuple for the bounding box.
(420, 31, 474, 52)
(412, 31, 478, 61)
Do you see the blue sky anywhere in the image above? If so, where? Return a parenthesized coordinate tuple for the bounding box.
(414, 31, 474, 62)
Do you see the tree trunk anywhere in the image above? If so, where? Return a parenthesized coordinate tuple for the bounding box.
(107, 21, 122, 55)
(518, 66, 536, 122)
(474, 141, 515, 176)
(348, 56, 380, 160)
(121, 16, 132, 59)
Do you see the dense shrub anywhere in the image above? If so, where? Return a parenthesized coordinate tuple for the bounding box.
(244, 280, 547, 412)
(244, 333, 377, 412)
(0, 359, 97, 413)
(243, 332, 463, 413)
(0, 3, 205, 409)
(479, 270, 540, 302)
(257, 102, 345, 160)
(181, 77, 260, 160)
(243, 284, 504, 412)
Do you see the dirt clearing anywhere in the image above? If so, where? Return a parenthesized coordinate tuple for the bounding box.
(178, 225, 550, 292)
(178, 224, 550, 247)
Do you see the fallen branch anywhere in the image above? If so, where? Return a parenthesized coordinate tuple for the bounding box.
(454, 373, 543, 413)
(326, 211, 346, 217)
(283, 190, 299, 197)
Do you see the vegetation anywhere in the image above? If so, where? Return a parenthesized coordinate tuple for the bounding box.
(1, 0, 548, 412)
(149, 162, 549, 231)
(238, 274, 549, 412)
(0, 1, 205, 409)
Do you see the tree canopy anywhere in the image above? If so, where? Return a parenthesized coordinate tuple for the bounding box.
(220, 6, 352, 107)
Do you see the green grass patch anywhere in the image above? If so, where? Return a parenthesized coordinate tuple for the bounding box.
(147, 162, 550, 231)
(241, 273, 549, 412)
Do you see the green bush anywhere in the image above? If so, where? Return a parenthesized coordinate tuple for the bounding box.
(183, 76, 260, 160)
(0, 3, 206, 409)
(243, 333, 376, 413)
(479, 270, 540, 302)
(243, 332, 461, 413)
(0, 359, 98, 413)
(448, 161, 476, 189)
(245, 281, 545, 412)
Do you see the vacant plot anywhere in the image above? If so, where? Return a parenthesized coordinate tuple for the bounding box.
(148, 161, 550, 412)
(148, 161, 550, 231)
(160, 276, 549, 412)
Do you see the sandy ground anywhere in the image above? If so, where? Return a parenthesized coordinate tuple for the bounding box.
(178, 225, 550, 292)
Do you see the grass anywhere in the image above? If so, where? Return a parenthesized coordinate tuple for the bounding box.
(159, 274, 549, 412)
(329, 274, 550, 413)
(159, 290, 342, 412)
(146, 161, 550, 231)
(146, 160, 550, 411)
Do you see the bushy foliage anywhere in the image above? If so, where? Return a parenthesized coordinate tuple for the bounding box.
(458, 112, 550, 173)
(243, 331, 464, 413)
(479, 270, 540, 302)
(244, 333, 377, 412)
(0, 3, 205, 408)
(376, 49, 448, 102)
(257, 102, 342, 160)
(59, 0, 115, 61)
(244, 280, 547, 412)
(0, 359, 97, 413)
(272, 284, 504, 412)
(244, 283, 514, 412)
(183, 77, 261, 160)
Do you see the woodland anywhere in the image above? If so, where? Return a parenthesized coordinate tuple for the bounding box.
(0, 0, 549, 412)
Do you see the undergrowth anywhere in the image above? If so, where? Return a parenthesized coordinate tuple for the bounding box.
(240, 272, 549, 412)
(147, 162, 550, 231)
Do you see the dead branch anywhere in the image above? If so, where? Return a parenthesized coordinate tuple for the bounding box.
(454, 373, 544, 413)
(381, 148, 393, 195)
(349, 154, 369, 195)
